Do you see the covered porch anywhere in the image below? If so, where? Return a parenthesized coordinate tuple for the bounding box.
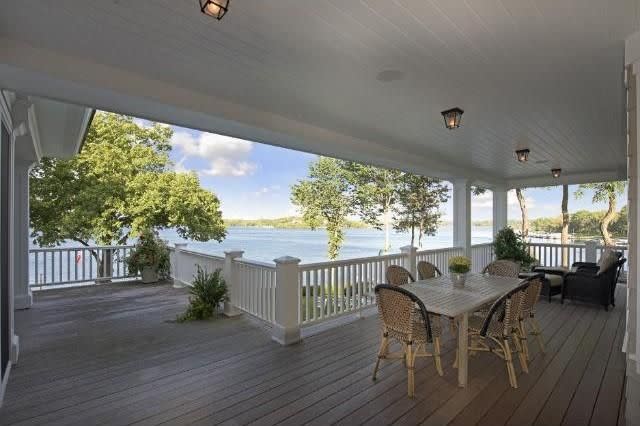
(1, 0, 640, 422)
(0, 281, 627, 426)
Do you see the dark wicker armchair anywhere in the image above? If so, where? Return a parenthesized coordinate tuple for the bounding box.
(417, 261, 442, 280)
(563, 257, 626, 310)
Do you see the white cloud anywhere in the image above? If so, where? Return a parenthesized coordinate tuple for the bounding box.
(252, 185, 281, 196)
(508, 190, 536, 209)
(171, 131, 257, 177)
(472, 192, 493, 209)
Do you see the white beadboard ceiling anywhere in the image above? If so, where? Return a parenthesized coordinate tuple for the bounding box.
(1, 0, 639, 186)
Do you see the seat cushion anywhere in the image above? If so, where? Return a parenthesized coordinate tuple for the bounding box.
(546, 274, 563, 288)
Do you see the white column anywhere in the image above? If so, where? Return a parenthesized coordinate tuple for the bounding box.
(492, 185, 508, 237)
(12, 160, 31, 310)
(400, 245, 417, 279)
(223, 250, 243, 317)
(452, 179, 472, 257)
(626, 32, 640, 424)
(272, 256, 301, 346)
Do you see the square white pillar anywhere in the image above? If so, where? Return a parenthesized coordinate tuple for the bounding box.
(452, 179, 471, 257)
(13, 160, 32, 310)
(492, 186, 508, 237)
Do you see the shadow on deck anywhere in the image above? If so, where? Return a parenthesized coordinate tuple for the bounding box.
(0, 281, 627, 425)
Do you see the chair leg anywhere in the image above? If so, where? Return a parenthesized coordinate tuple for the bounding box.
(503, 339, 518, 388)
(406, 344, 415, 398)
(518, 320, 530, 361)
(530, 317, 545, 353)
(512, 332, 529, 373)
(433, 337, 444, 376)
(372, 335, 389, 381)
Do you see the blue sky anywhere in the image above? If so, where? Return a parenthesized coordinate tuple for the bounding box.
(157, 122, 626, 221)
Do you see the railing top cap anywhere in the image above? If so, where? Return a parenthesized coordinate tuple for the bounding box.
(274, 256, 301, 264)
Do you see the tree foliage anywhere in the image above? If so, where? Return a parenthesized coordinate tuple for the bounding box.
(393, 174, 449, 246)
(30, 112, 226, 247)
(291, 157, 450, 259)
(290, 157, 353, 260)
(575, 181, 626, 245)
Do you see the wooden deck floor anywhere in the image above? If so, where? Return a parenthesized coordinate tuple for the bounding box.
(0, 281, 627, 425)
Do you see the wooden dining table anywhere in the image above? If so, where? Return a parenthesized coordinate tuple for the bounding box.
(403, 273, 525, 387)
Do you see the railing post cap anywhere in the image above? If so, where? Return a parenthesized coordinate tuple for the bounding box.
(400, 245, 417, 252)
(274, 256, 301, 265)
(224, 250, 244, 258)
(174, 242, 188, 248)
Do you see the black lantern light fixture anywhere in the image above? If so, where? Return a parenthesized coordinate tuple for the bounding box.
(515, 149, 530, 163)
(199, 0, 230, 20)
(441, 107, 464, 130)
(551, 168, 562, 178)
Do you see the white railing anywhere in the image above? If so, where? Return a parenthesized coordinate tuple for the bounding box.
(526, 241, 628, 272)
(416, 246, 466, 274)
(171, 248, 225, 286)
(29, 246, 136, 288)
(470, 243, 494, 273)
(232, 259, 277, 323)
(298, 252, 405, 325)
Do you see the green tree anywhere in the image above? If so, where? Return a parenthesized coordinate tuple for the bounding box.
(342, 162, 401, 253)
(30, 112, 226, 253)
(291, 157, 352, 259)
(393, 174, 450, 247)
(575, 181, 626, 246)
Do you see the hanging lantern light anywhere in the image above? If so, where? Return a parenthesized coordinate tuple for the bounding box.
(199, 0, 230, 20)
(441, 107, 464, 130)
(515, 149, 530, 163)
(551, 168, 562, 178)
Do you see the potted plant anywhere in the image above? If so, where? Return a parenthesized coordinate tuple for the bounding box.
(126, 229, 170, 283)
(493, 227, 537, 270)
(449, 256, 471, 286)
(177, 266, 228, 322)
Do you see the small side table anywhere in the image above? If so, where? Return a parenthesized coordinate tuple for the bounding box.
(530, 266, 569, 302)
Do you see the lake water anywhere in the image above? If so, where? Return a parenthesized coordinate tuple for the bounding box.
(156, 225, 495, 263)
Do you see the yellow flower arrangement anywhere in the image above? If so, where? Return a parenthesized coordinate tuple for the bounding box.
(448, 256, 471, 274)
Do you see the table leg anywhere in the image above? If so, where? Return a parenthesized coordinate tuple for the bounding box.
(457, 312, 468, 387)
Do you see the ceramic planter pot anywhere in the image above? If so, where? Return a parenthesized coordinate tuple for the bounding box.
(141, 266, 159, 284)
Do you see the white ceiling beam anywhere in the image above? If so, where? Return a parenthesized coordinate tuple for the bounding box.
(0, 36, 500, 184)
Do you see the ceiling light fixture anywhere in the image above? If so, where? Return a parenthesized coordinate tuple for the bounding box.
(515, 149, 530, 163)
(199, 0, 229, 20)
(441, 107, 464, 130)
(551, 168, 562, 178)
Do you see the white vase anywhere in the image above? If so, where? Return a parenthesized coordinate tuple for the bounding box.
(141, 267, 159, 284)
(450, 272, 467, 287)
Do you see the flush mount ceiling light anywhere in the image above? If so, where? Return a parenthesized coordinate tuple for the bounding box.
(515, 149, 530, 163)
(551, 168, 562, 178)
(441, 107, 464, 130)
(199, 0, 229, 20)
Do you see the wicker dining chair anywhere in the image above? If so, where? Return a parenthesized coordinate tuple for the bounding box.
(462, 280, 531, 388)
(517, 275, 545, 362)
(372, 284, 443, 398)
(482, 260, 521, 277)
(386, 265, 415, 286)
(417, 261, 442, 280)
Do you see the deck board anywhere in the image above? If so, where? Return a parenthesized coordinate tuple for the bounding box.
(0, 282, 627, 425)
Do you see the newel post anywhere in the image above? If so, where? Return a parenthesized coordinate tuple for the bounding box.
(172, 243, 188, 288)
(273, 256, 301, 346)
(223, 250, 244, 317)
(585, 240, 599, 263)
(400, 245, 418, 279)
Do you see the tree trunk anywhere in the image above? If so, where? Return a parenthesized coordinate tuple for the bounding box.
(515, 188, 529, 237)
(561, 184, 569, 266)
(410, 224, 415, 247)
(600, 194, 617, 246)
(383, 206, 391, 253)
